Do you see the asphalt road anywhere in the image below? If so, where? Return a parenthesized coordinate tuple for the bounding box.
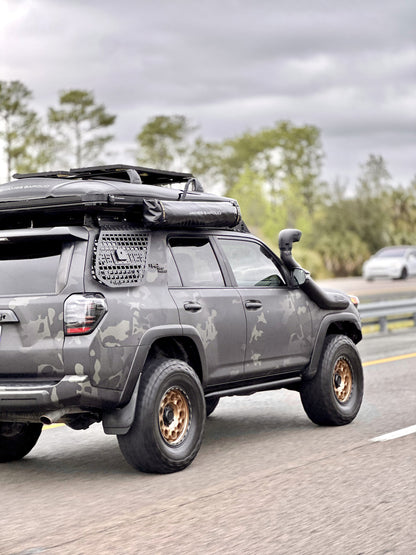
(1, 328, 415, 555)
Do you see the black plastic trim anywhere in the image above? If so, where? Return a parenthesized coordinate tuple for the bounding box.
(302, 313, 362, 380)
(300, 278, 349, 310)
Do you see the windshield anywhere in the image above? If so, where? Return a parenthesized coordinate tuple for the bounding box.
(376, 248, 407, 258)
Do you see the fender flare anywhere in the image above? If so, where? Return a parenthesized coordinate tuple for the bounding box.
(302, 312, 362, 381)
(102, 324, 207, 435)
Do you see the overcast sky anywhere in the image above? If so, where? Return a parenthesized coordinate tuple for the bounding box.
(1, 0, 415, 186)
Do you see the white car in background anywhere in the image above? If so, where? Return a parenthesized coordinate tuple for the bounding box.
(362, 246, 416, 281)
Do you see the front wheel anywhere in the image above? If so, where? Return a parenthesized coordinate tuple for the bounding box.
(300, 335, 363, 426)
(0, 422, 43, 462)
(118, 358, 205, 474)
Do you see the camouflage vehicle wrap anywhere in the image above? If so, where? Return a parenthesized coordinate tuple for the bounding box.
(0, 165, 363, 473)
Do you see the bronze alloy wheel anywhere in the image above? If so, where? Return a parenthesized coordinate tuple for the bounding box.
(159, 387, 191, 445)
(332, 357, 353, 403)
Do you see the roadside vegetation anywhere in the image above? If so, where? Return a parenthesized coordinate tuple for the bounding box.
(1, 80, 415, 278)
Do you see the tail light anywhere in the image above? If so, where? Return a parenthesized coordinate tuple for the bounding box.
(64, 294, 107, 335)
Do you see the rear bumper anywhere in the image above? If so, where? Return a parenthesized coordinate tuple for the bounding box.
(0, 375, 120, 421)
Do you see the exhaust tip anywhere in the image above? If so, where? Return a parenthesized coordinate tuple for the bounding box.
(40, 415, 53, 425)
(40, 409, 68, 425)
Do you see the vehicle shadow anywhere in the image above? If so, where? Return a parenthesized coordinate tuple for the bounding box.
(3, 394, 313, 478)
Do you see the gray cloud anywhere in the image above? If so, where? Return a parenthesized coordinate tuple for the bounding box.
(0, 0, 415, 184)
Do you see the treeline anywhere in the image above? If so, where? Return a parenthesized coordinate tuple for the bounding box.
(1, 80, 415, 277)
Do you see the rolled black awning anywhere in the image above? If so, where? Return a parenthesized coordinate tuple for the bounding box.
(143, 199, 241, 228)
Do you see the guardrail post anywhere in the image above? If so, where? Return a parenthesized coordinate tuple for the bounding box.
(359, 298, 416, 333)
(379, 316, 388, 333)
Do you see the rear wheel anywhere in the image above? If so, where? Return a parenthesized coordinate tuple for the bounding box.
(300, 335, 363, 426)
(118, 358, 205, 474)
(0, 422, 43, 462)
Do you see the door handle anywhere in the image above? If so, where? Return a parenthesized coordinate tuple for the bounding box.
(245, 300, 262, 310)
(184, 301, 202, 312)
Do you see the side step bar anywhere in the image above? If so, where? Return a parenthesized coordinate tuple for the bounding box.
(205, 376, 302, 399)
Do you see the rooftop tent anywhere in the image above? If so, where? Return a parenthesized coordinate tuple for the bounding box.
(0, 164, 247, 231)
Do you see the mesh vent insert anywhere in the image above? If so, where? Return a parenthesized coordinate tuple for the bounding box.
(94, 225, 149, 287)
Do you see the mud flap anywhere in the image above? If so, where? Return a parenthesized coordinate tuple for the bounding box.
(102, 375, 141, 435)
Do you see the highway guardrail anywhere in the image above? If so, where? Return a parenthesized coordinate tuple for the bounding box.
(359, 298, 416, 332)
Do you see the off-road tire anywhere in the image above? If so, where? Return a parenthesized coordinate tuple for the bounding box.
(0, 422, 43, 462)
(118, 358, 205, 474)
(205, 396, 220, 417)
(300, 335, 363, 426)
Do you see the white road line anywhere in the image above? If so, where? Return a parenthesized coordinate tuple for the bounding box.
(370, 425, 416, 443)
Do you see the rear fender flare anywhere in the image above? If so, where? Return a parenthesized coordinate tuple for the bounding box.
(102, 325, 207, 435)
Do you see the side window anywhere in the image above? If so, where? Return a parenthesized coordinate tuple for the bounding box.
(219, 239, 285, 287)
(169, 238, 224, 287)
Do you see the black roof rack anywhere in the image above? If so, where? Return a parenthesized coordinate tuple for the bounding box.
(13, 164, 200, 188)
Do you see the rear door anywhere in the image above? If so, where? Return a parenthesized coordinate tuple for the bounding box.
(168, 236, 246, 386)
(0, 229, 88, 382)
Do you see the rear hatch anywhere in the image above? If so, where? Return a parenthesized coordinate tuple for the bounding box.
(0, 227, 88, 383)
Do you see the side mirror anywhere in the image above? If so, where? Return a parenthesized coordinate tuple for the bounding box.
(293, 267, 308, 286)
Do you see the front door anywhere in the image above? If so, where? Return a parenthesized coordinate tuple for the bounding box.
(217, 237, 314, 379)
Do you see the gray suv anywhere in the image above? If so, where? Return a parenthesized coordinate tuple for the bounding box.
(0, 165, 363, 473)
